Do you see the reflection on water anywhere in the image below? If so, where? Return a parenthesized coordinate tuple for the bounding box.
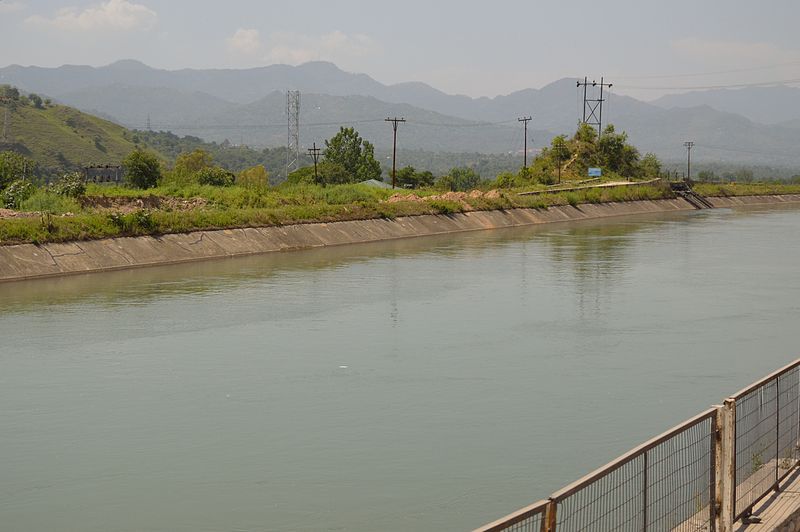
(1, 205, 799, 532)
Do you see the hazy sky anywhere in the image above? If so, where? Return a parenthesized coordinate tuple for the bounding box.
(1, 0, 798, 100)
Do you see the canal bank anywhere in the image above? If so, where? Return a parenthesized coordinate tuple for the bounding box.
(1, 194, 799, 282)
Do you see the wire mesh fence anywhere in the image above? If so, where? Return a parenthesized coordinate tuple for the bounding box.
(475, 359, 800, 532)
(733, 363, 800, 520)
(645, 416, 715, 531)
(550, 410, 715, 532)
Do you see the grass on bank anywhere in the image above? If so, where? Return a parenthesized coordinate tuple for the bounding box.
(693, 182, 800, 197)
(0, 182, 672, 245)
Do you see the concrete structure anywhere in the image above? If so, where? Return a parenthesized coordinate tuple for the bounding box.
(1, 194, 799, 283)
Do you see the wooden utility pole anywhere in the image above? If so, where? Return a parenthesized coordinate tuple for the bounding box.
(0, 96, 11, 143)
(518, 116, 532, 169)
(554, 139, 566, 184)
(385, 117, 406, 188)
(307, 142, 321, 182)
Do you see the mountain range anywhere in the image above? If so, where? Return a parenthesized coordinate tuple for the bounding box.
(2, 60, 799, 167)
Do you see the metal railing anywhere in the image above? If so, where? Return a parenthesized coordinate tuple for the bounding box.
(476, 359, 800, 532)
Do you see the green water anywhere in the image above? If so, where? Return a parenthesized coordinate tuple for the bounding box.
(1, 205, 799, 531)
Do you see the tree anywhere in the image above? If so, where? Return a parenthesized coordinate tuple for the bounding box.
(315, 161, 350, 185)
(323, 127, 381, 183)
(237, 165, 269, 188)
(437, 167, 483, 191)
(0, 151, 35, 190)
(195, 167, 235, 186)
(638, 153, 661, 178)
(573, 122, 598, 144)
(697, 170, 717, 182)
(174, 149, 214, 176)
(596, 125, 640, 176)
(123, 149, 162, 189)
(286, 166, 315, 185)
(29, 93, 43, 109)
(396, 166, 435, 188)
(0, 85, 20, 100)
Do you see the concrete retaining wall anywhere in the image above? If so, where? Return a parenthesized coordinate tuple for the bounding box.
(1, 194, 798, 283)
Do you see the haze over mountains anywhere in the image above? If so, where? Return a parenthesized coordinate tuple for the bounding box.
(2, 60, 799, 167)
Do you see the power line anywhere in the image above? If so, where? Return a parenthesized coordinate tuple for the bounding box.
(621, 77, 800, 91)
(613, 59, 800, 80)
(143, 118, 519, 131)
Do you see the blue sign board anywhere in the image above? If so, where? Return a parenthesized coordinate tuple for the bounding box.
(588, 167, 602, 177)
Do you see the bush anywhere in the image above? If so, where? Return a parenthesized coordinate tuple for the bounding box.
(108, 209, 156, 233)
(237, 165, 269, 188)
(123, 149, 162, 189)
(437, 167, 483, 191)
(0, 151, 36, 190)
(3, 180, 36, 208)
(195, 167, 235, 187)
(20, 189, 80, 214)
(50, 172, 87, 198)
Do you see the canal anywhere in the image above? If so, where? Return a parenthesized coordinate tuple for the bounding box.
(1, 204, 799, 531)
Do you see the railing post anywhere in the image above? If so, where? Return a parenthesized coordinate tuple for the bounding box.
(715, 399, 736, 532)
(776, 377, 781, 492)
(541, 499, 557, 532)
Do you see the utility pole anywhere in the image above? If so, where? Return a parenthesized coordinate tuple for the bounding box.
(684, 141, 695, 182)
(385, 117, 406, 188)
(1, 96, 11, 143)
(307, 142, 321, 182)
(553, 138, 567, 184)
(518, 116, 532, 169)
(577, 77, 613, 135)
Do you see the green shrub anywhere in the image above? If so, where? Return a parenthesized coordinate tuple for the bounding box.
(565, 193, 580, 207)
(108, 209, 156, 233)
(3, 180, 36, 208)
(195, 167, 235, 187)
(50, 172, 87, 198)
(123, 149, 162, 189)
(20, 189, 80, 214)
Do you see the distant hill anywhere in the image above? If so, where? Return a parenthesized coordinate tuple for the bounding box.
(162, 91, 548, 154)
(3, 60, 800, 167)
(0, 101, 139, 172)
(57, 84, 237, 129)
(652, 85, 800, 125)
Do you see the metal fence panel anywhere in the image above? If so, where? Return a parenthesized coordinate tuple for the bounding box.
(556, 455, 645, 531)
(777, 367, 800, 482)
(734, 380, 778, 519)
(646, 417, 714, 531)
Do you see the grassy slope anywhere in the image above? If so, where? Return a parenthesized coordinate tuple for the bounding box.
(6, 104, 139, 171)
(0, 183, 671, 245)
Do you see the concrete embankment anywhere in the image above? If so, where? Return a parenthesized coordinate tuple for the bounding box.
(1, 194, 799, 283)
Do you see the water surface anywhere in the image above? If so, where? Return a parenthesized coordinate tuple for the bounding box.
(1, 205, 799, 531)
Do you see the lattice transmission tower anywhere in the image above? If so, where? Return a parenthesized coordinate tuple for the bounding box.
(286, 90, 301, 176)
(577, 77, 612, 135)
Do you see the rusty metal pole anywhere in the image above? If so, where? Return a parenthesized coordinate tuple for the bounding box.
(541, 500, 557, 532)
